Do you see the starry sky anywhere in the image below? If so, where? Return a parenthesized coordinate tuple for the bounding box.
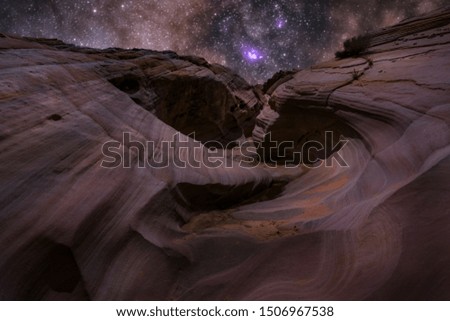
(0, 0, 446, 83)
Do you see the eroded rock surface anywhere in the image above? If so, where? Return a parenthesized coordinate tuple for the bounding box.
(0, 8, 449, 300)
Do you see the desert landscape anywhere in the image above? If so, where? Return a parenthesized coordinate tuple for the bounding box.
(0, 7, 449, 300)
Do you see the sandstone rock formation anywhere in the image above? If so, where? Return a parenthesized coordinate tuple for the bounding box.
(0, 8, 449, 300)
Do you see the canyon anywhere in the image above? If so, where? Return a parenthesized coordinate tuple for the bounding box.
(0, 8, 449, 299)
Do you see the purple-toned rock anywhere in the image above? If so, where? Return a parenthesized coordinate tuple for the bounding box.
(0, 8, 449, 300)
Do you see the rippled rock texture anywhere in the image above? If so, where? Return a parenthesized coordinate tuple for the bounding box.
(0, 8, 449, 300)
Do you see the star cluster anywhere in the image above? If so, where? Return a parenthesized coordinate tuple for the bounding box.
(0, 0, 445, 83)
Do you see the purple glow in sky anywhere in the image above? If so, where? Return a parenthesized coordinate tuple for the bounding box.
(3, 0, 445, 83)
(276, 18, 287, 29)
(242, 47, 264, 62)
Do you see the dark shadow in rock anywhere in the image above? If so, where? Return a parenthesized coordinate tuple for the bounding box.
(47, 114, 62, 121)
(41, 242, 81, 293)
(108, 74, 141, 95)
(256, 102, 361, 165)
(172, 179, 287, 212)
(150, 75, 242, 146)
(0, 238, 85, 299)
(236, 180, 289, 207)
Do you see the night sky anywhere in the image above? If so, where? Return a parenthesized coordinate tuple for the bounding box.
(0, 0, 446, 83)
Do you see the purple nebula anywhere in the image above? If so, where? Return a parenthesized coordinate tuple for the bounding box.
(242, 47, 264, 62)
(276, 18, 287, 29)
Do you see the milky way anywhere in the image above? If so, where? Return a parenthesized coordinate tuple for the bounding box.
(0, 0, 446, 83)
